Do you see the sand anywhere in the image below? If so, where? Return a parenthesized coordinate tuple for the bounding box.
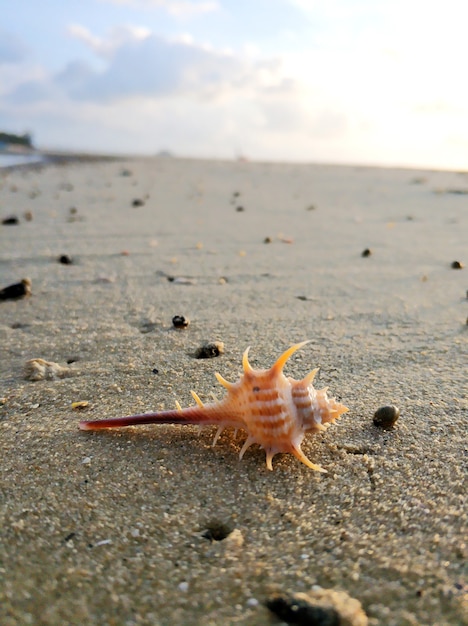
(0, 157, 466, 626)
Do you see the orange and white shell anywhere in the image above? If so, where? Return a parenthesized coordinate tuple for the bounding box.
(79, 341, 349, 472)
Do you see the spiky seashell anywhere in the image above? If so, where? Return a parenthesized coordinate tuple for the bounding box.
(79, 341, 349, 472)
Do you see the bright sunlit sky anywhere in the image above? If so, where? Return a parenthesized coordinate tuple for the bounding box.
(1, 0, 467, 169)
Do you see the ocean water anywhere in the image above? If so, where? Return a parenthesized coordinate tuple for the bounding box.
(0, 153, 45, 169)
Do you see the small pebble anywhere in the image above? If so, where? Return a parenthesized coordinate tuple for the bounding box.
(236, 206, 245, 212)
(172, 315, 190, 329)
(306, 204, 316, 211)
(168, 276, 196, 285)
(201, 521, 233, 542)
(24, 358, 74, 381)
(58, 254, 73, 265)
(361, 248, 372, 257)
(24, 211, 33, 221)
(451, 260, 464, 269)
(120, 168, 132, 177)
(264, 236, 272, 243)
(72, 401, 90, 410)
(194, 341, 224, 359)
(373, 405, 400, 428)
(266, 589, 368, 626)
(266, 595, 340, 626)
(2, 216, 19, 225)
(178, 582, 189, 593)
(0, 278, 31, 301)
(132, 198, 144, 207)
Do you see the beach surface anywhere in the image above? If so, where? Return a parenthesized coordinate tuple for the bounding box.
(1, 157, 467, 625)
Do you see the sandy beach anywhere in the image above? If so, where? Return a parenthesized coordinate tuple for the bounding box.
(0, 157, 466, 625)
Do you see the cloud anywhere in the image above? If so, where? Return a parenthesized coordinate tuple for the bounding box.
(8, 29, 289, 105)
(99, 0, 220, 17)
(0, 31, 29, 65)
(67, 23, 151, 59)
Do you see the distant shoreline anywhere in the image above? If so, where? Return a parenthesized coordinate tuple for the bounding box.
(0, 149, 121, 170)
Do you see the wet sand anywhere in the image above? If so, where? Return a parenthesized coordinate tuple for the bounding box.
(1, 157, 467, 625)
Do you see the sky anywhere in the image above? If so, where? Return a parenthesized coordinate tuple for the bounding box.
(1, 0, 467, 170)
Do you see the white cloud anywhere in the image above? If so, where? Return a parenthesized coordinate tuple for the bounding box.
(67, 23, 151, 59)
(8, 29, 290, 104)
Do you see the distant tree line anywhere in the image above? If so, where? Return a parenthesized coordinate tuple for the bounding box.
(0, 132, 34, 148)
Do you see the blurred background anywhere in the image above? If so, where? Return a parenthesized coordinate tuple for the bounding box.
(1, 0, 466, 169)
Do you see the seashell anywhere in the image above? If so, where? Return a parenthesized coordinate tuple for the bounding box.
(79, 341, 349, 472)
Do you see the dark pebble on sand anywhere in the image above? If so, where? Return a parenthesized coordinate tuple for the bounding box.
(236, 206, 245, 212)
(0, 278, 31, 301)
(194, 341, 224, 359)
(361, 248, 372, 257)
(373, 405, 400, 428)
(152, 368, 159, 375)
(58, 254, 73, 265)
(451, 260, 464, 269)
(264, 236, 272, 243)
(266, 595, 340, 626)
(132, 198, 144, 207)
(2, 216, 19, 225)
(172, 315, 190, 329)
(201, 521, 233, 542)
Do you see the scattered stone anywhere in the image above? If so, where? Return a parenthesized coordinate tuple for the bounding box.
(266, 589, 368, 626)
(410, 177, 427, 184)
(218, 276, 228, 284)
(69, 206, 78, 215)
(120, 168, 133, 177)
(236, 206, 245, 212)
(58, 254, 73, 265)
(201, 521, 234, 542)
(167, 276, 196, 285)
(306, 204, 316, 211)
(451, 260, 464, 269)
(152, 368, 159, 375)
(0, 278, 31, 301)
(23, 211, 33, 221)
(267, 594, 339, 626)
(24, 358, 74, 381)
(172, 315, 190, 329)
(361, 248, 372, 257)
(264, 236, 272, 244)
(72, 401, 90, 410)
(194, 341, 224, 359)
(2, 216, 19, 225)
(446, 188, 468, 195)
(373, 405, 400, 428)
(132, 198, 144, 207)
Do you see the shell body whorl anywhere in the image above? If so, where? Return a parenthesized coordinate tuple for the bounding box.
(79, 341, 349, 472)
